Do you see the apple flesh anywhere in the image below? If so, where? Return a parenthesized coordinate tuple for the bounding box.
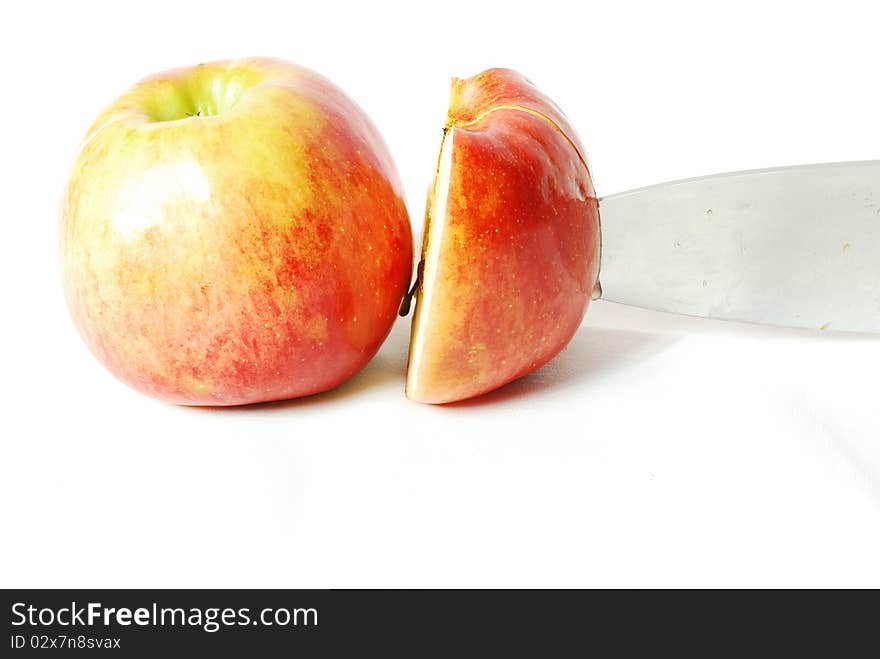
(406, 69, 600, 404)
(62, 58, 412, 405)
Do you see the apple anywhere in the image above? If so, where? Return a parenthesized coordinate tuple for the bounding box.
(405, 69, 601, 403)
(61, 58, 412, 405)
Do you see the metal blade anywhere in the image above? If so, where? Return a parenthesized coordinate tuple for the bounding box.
(597, 161, 880, 333)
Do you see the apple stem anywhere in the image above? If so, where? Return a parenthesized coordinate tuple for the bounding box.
(398, 259, 425, 316)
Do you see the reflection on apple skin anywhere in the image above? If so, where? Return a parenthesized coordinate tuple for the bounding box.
(111, 160, 211, 239)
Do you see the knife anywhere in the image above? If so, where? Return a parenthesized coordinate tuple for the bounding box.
(596, 160, 880, 333)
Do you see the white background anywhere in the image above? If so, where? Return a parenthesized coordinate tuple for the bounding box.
(2, 0, 879, 587)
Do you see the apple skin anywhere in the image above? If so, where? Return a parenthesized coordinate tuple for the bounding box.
(62, 58, 412, 405)
(406, 69, 600, 404)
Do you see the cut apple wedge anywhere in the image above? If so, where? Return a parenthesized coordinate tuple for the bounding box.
(406, 69, 601, 404)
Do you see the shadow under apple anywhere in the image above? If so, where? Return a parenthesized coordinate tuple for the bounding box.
(442, 325, 678, 408)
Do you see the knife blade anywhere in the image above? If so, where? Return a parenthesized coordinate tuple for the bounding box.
(597, 160, 880, 333)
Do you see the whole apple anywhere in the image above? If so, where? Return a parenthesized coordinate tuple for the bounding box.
(406, 69, 600, 403)
(62, 58, 413, 405)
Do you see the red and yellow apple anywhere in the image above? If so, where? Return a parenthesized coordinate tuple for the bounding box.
(406, 69, 601, 403)
(61, 58, 412, 405)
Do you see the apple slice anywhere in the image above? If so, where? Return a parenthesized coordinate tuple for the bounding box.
(406, 69, 601, 404)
